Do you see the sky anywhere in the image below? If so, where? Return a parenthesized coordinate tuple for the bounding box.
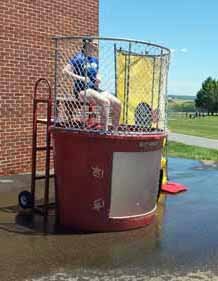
(100, 0, 218, 96)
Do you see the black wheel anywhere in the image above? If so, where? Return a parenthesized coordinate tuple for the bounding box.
(18, 191, 34, 209)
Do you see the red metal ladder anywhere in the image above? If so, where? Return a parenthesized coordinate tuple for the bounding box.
(31, 78, 53, 219)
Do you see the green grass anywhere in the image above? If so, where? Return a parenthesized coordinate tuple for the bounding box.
(168, 141, 218, 161)
(168, 116, 218, 139)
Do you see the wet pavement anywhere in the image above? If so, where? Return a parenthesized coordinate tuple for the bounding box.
(1, 157, 218, 281)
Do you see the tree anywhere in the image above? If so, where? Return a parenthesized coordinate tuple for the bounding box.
(195, 77, 218, 114)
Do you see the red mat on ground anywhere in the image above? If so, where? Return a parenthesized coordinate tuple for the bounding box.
(161, 181, 188, 194)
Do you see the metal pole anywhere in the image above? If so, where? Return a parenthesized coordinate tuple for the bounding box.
(163, 57, 170, 132)
(151, 56, 156, 110)
(164, 56, 170, 180)
(30, 93, 37, 208)
(125, 42, 131, 124)
(44, 80, 52, 221)
(114, 43, 117, 97)
(157, 50, 164, 129)
(123, 53, 127, 123)
(83, 40, 88, 129)
(54, 38, 58, 126)
(51, 36, 171, 55)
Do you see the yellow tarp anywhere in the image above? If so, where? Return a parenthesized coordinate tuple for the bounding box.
(116, 51, 165, 125)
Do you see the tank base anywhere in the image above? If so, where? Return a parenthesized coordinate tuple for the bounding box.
(52, 128, 166, 232)
(58, 208, 156, 232)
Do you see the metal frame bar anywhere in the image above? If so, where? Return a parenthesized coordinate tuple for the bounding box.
(116, 49, 169, 59)
(125, 42, 131, 123)
(54, 38, 58, 126)
(83, 39, 88, 128)
(156, 50, 164, 129)
(51, 36, 171, 55)
(123, 54, 127, 123)
(114, 43, 117, 97)
(151, 56, 156, 110)
(164, 56, 170, 132)
(163, 55, 170, 180)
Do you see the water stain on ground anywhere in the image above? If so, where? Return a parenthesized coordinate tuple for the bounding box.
(1, 157, 218, 280)
(193, 160, 218, 171)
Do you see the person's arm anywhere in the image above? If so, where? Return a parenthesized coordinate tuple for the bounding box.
(96, 73, 101, 83)
(63, 64, 90, 83)
(95, 73, 101, 88)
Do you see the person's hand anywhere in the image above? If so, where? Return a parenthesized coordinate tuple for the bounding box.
(84, 76, 90, 83)
(95, 73, 101, 88)
(152, 109, 159, 122)
(95, 79, 100, 88)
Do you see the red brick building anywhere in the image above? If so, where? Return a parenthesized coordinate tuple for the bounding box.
(0, 0, 99, 176)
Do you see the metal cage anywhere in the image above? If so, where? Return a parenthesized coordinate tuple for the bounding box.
(52, 36, 170, 135)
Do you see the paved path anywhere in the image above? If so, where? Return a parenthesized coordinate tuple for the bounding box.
(168, 132, 218, 150)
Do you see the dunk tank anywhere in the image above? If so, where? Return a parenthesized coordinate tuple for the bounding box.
(51, 36, 170, 232)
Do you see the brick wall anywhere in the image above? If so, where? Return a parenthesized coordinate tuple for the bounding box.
(0, 0, 99, 176)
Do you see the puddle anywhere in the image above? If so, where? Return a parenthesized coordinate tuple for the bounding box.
(1, 157, 218, 280)
(193, 160, 218, 171)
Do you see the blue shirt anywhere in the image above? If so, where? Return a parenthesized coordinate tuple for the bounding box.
(69, 52, 99, 93)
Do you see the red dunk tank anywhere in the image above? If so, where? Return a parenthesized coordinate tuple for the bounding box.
(51, 128, 165, 232)
(50, 35, 171, 232)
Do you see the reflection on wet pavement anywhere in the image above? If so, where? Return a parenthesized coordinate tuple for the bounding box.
(1, 157, 218, 280)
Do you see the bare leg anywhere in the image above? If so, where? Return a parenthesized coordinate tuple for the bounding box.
(102, 91, 122, 129)
(79, 89, 110, 130)
(99, 99, 110, 130)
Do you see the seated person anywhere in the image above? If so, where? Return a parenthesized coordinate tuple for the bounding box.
(63, 38, 121, 131)
(135, 102, 152, 128)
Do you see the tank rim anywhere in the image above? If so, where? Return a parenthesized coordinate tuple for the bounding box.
(51, 35, 171, 55)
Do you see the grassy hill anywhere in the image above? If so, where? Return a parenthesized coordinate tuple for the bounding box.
(168, 96, 195, 112)
(168, 116, 218, 139)
(168, 95, 195, 101)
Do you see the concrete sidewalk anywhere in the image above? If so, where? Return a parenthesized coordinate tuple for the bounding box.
(0, 173, 55, 197)
(0, 173, 31, 193)
(168, 132, 218, 150)
(1, 158, 218, 281)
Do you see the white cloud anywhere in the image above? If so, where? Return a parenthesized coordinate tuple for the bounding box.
(169, 48, 188, 56)
(180, 48, 188, 53)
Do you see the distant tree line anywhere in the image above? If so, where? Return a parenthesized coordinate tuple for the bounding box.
(195, 77, 218, 114)
(168, 100, 195, 112)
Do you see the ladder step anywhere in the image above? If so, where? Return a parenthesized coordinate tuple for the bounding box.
(35, 174, 55, 180)
(35, 98, 49, 103)
(36, 146, 53, 151)
(36, 118, 54, 124)
(37, 202, 56, 209)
